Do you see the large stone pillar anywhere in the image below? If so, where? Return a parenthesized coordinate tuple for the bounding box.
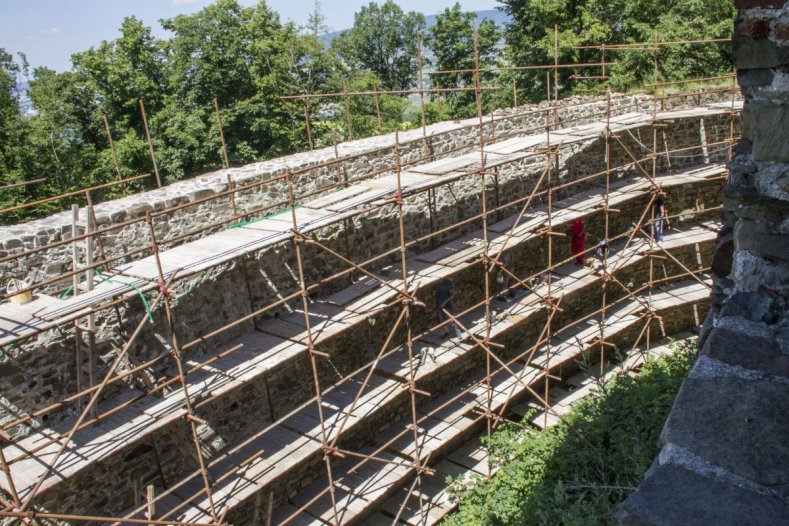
(618, 2, 789, 524)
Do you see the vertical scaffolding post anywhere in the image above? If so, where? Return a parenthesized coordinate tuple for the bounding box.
(554, 22, 560, 101)
(213, 97, 231, 169)
(342, 80, 353, 141)
(285, 174, 341, 525)
(544, 111, 554, 430)
(145, 213, 219, 522)
(513, 77, 518, 108)
(146, 484, 156, 526)
(394, 129, 428, 524)
(600, 93, 612, 377)
(85, 204, 97, 418)
(139, 99, 162, 188)
(473, 16, 494, 482)
(546, 71, 551, 102)
(302, 99, 315, 151)
(374, 81, 383, 135)
(417, 30, 429, 158)
(103, 115, 122, 181)
(71, 204, 84, 415)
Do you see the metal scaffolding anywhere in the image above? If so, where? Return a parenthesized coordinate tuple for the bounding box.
(0, 22, 738, 526)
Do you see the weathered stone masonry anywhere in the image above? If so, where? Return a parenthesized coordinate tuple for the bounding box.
(0, 102, 734, 435)
(0, 91, 733, 289)
(0, 93, 737, 522)
(619, 2, 789, 525)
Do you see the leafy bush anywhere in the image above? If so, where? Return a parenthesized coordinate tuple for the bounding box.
(443, 339, 697, 525)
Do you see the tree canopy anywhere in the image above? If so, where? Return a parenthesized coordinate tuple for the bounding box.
(0, 0, 735, 224)
(332, 1, 426, 91)
(500, 0, 735, 101)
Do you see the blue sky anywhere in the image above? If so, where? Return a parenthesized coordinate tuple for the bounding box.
(0, 0, 499, 72)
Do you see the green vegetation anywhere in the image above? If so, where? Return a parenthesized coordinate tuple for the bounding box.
(0, 1, 734, 223)
(500, 0, 734, 101)
(442, 340, 698, 525)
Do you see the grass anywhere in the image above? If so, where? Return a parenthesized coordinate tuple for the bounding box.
(441, 339, 698, 526)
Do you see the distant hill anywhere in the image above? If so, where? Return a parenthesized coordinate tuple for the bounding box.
(319, 8, 511, 45)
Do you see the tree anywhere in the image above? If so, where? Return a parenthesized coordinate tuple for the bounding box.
(72, 16, 166, 129)
(426, 3, 501, 118)
(333, 1, 425, 92)
(499, 0, 735, 101)
(307, 0, 331, 37)
(0, 48, 24, 206)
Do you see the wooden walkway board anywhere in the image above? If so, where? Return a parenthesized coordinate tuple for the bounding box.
(0, 293, 64, 343)
(36, 274, 153, 322)
(0, 134, 725, 348)
(181, 427, 318, 523)
(290, 449, 411, 525)
(378, 459, 468, 526)
(305, 185, 371, 210)
(408, 154, 478, 175)
(0, 153, 722, 512)
(326, 188, 391, 212)
(485, 133, 548, 155)
(416, 235, 482, 266)
(487, 206, 549, 234)
(321, 276, 380, 307)
(361, 173, 437, 192)
(215, 273, 705, 525)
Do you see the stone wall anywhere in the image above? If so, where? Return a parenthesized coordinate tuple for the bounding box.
(0, 111, 733, 437)
(619, 2, 789, 524)
(0, 89, 738, 522)
(0, 90, 735, 290)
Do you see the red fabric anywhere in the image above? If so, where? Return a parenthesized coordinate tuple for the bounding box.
(571, 219, 586, 263)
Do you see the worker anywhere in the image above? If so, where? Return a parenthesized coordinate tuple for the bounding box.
(495, 250, 515, 301)
(652, 193, 666, 242)
(570, 218, 586, 266)
(594, 238, 610, 275)
(435, 278, 462, 339)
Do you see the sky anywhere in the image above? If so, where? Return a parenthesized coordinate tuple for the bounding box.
(0, 0, 499, 73)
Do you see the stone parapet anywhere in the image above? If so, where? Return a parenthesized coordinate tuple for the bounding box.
(0, 90, 737, 290)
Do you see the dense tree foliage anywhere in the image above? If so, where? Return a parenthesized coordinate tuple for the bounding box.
(426, 3, 501, 118)
(0, 0, 735, 224)
(332, 1, 425, 92)
(500, 0, 735, 102)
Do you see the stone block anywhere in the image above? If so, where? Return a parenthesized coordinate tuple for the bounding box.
(774, 24, 789, 42)
(742, 101, 789, 162)
(711, 229, 734, 278)
(734, 37, 789, 70)
(701, 328, 789, 378)
(661, 374, 789, 490)
(735, 218, 789, 261)
(737, 68, 774, 88)
(618, 463, 789, 526)
(735, 17, 771, 39)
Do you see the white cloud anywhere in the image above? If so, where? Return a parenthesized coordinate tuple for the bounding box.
(172, 0, 203, 5)
(40, 27, 61, 35)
